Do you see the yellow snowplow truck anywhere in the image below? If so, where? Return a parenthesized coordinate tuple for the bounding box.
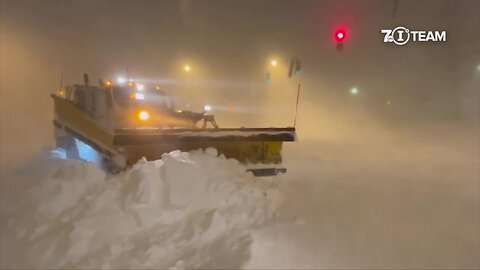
(52, 74, 296, 176)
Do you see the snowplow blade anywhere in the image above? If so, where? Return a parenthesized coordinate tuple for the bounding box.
(52, 93, 295, 176)
(112, 128, 296, 171)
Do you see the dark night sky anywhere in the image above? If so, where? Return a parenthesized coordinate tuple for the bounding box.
(0, 0, 479, 167)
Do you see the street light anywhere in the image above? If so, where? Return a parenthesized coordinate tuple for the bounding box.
(271, 60, 278, 67)
(184, 65, 192, 72)
(350, 87, 359, 95)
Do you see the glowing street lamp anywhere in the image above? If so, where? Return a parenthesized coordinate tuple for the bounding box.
(184, 65, 192, 72)
(350, 87, 359, 95)
(271, 60, 278, 67)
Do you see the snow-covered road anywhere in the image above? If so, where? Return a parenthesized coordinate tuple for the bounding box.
(248, 138, 479, 268)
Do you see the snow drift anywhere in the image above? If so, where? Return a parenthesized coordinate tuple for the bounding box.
(4, 148, 284, 269)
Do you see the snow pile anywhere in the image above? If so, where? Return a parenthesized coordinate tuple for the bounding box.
(5, 149, 283, 269)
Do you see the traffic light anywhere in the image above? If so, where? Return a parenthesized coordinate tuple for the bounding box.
(334, 28, 347, 50)
(266, 71, 272, 83)
(295, 60, 301, 75)
(334, 28, 347, 42)
(288, 58, 302, 78)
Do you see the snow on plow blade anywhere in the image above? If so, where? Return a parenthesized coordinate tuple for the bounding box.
(113, 128, 296, 175)
(114, 127, 295, 144)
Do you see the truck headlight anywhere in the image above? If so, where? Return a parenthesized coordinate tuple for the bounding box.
(138, 110, 150, 121)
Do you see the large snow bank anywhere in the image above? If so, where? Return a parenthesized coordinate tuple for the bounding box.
(4, 148, 284, 269)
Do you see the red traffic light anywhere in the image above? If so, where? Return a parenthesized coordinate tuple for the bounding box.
(334, 29, 347, 42)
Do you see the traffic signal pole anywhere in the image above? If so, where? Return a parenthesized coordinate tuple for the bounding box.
(293, 82, 301, 128)
(289, 57, 302, 128)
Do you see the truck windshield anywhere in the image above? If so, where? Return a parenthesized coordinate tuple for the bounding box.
(112, 86, 171, 109)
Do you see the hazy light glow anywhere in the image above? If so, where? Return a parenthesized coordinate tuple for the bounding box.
(138, 110, 150, 121)
(184, 65, 192, 72)
(136, 84, 145, 91)
(335, 29, 347, 42)
(350, 87, 359, 95)
(477, 64, 480, 72)
(204, 105, 212, 112)
(117, 77, 126, 84)
(271, 60, 278, 67)
(135, 93, 145, 100)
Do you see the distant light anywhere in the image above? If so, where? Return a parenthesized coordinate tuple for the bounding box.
(477, 64, 480, 72)
(136, 84, 144, 91)
(155, 86, 160, 90)
(105, 80, 112, 86)
(134, 93, 145, 100)
(335, 29, 347, 42)
(184, 65, 192, 72)
(204, 105, 212, 112)
(350, 87, 359, 95)
(138, 110, 150, 121)
(387, 100, 391, 105)
(271, 60, 278, 67)
(117, 77, 126, 84)
(128, 82, 134, 86)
